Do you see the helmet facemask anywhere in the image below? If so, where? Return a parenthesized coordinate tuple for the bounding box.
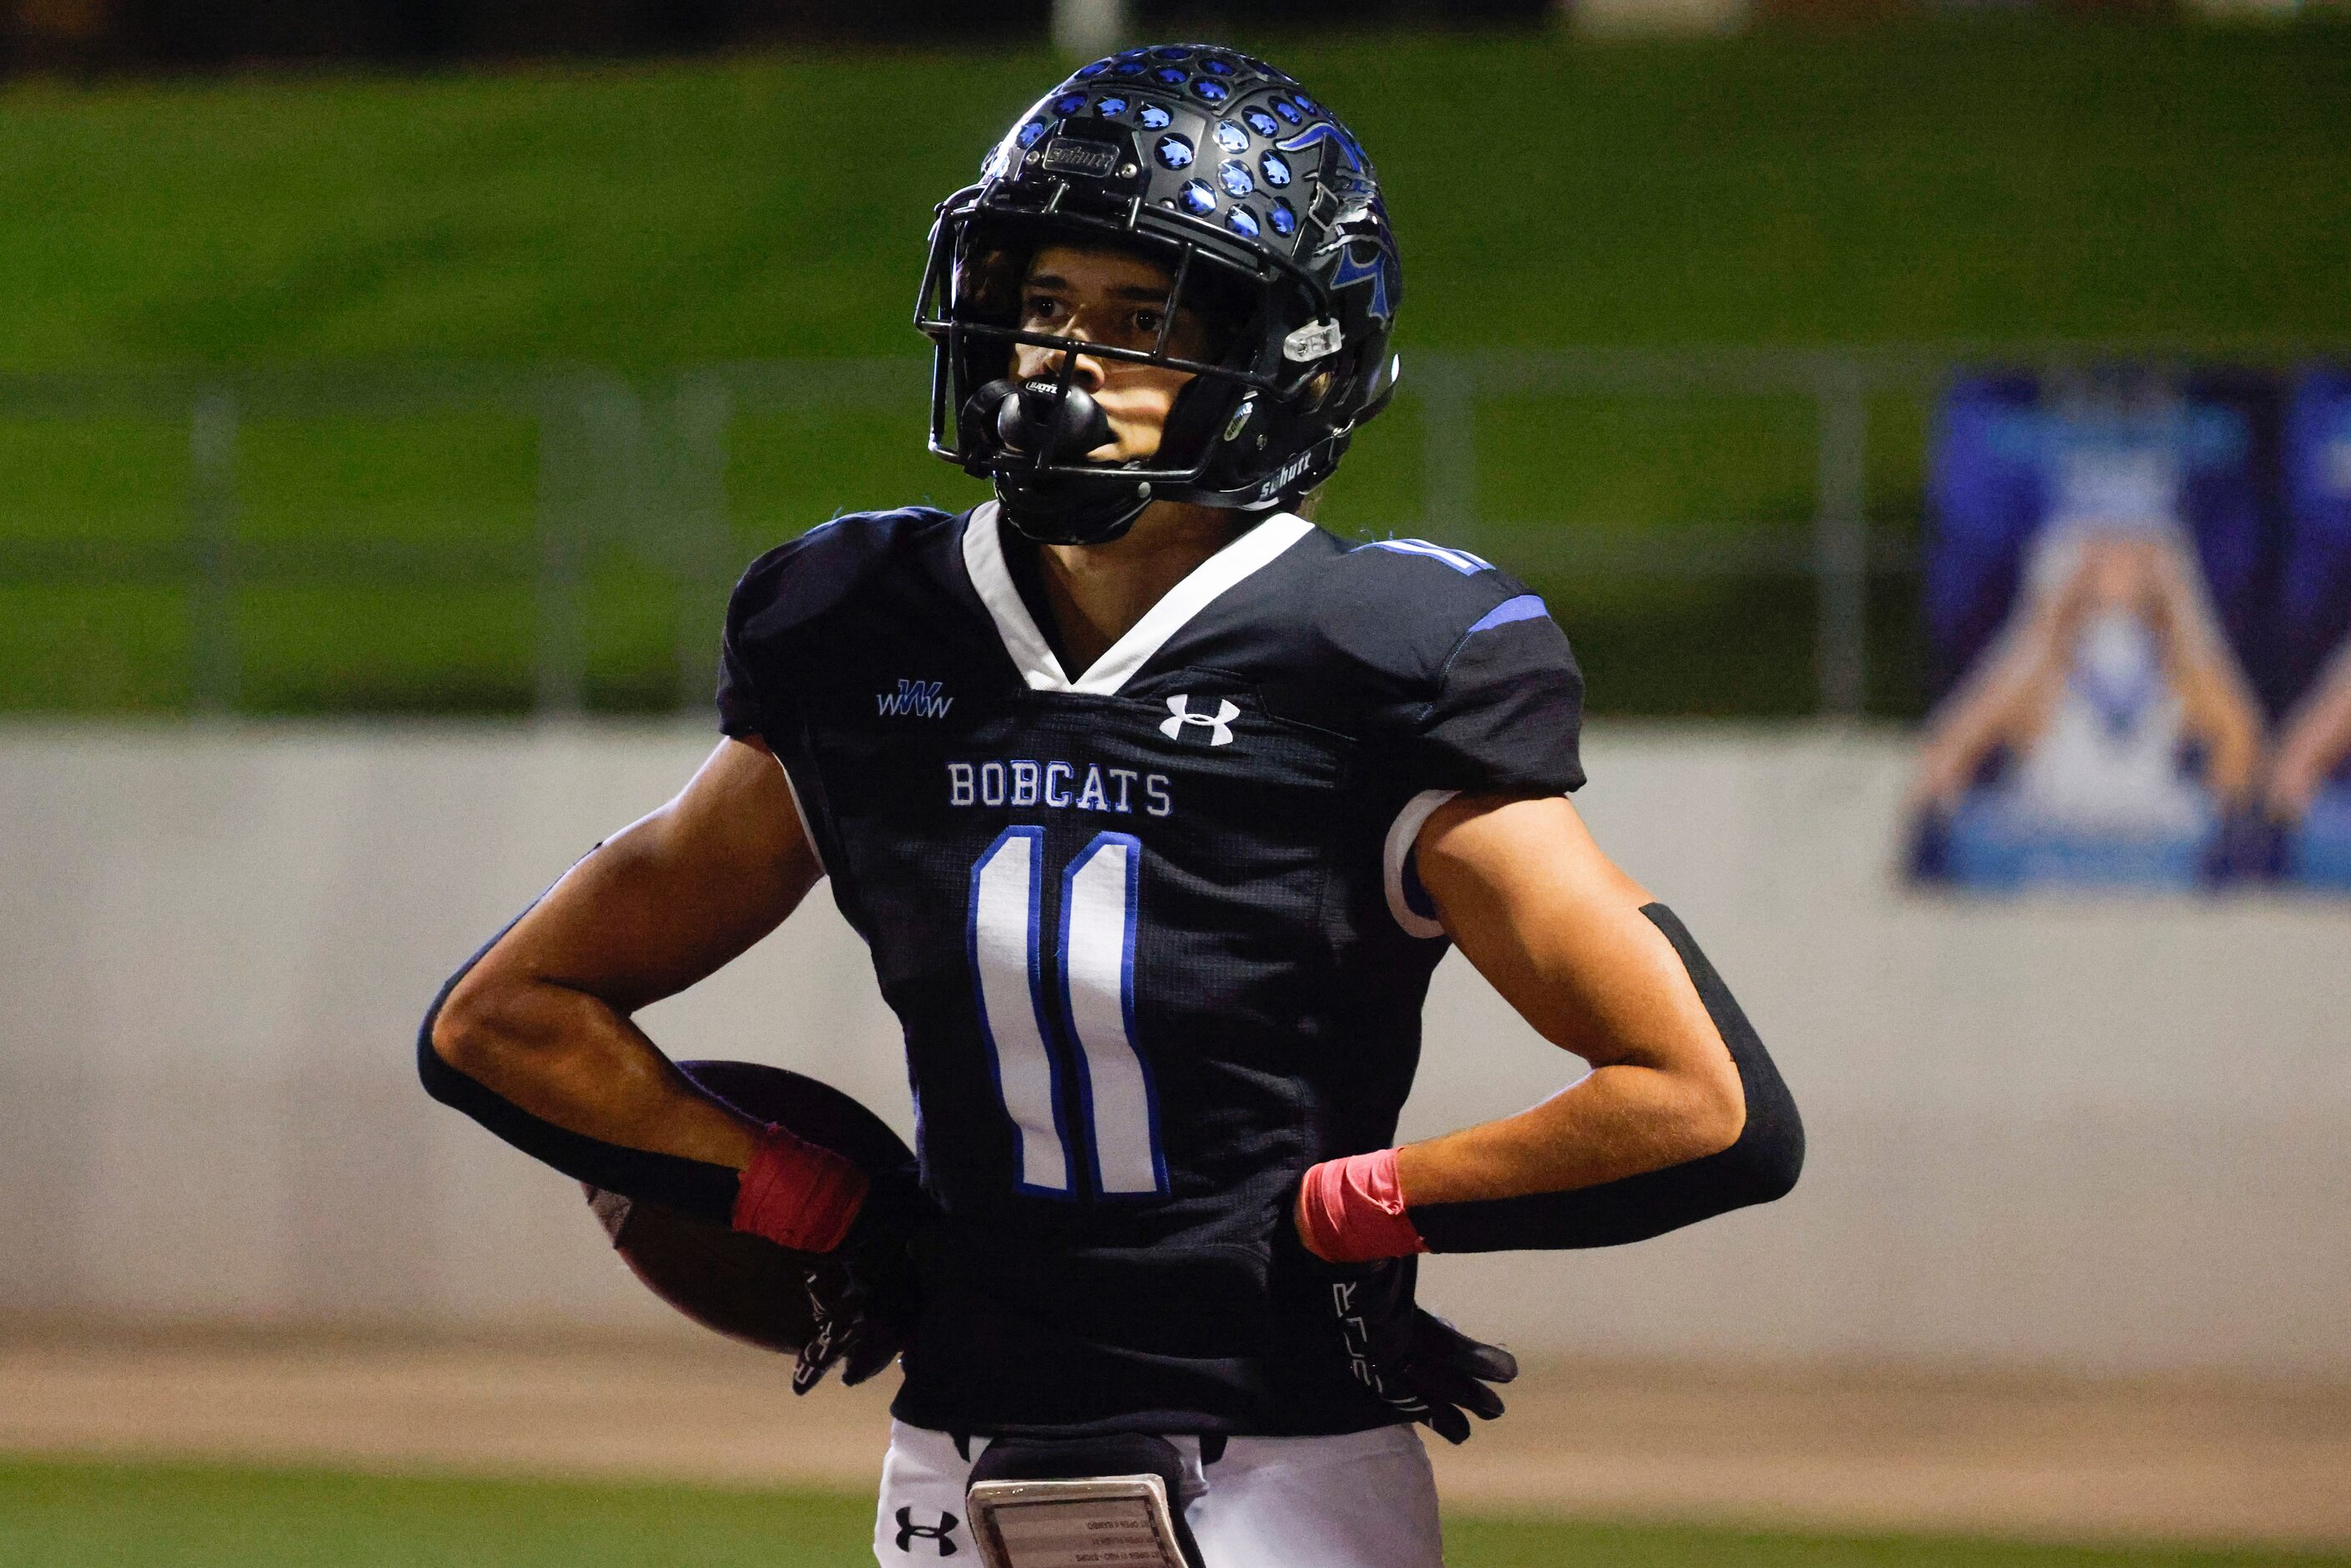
(922, 212, 1291, 544)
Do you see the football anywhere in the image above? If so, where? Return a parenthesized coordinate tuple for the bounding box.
(583, 1060, 917, 1355)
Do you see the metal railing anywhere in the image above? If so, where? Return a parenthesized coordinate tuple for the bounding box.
(3, 346, 2333, 718)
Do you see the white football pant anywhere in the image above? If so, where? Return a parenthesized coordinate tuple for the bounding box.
(873, 1419, 1444, 1567)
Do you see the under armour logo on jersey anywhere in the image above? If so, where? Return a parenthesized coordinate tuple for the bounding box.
(1160, 694, 1240, 746)
(895, 1507, 960, 1555)
(877, 679, 953, 719)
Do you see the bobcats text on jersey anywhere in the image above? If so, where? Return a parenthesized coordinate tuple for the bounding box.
(947, 760, 1176, 817)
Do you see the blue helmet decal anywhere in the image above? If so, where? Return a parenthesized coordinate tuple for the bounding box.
(1270, 97, 1303, 125)
(1331, 242, 1396, 322)
(1276, 121, 1361, 172)
(1217, 159, 1254, 197)
(1215, 121, 1249, 153)
(1052, 92, 1087, 116)
(1178, 180, 1218, 216)
(1201, 57, 1235, 74)
(1258, 151, 1291, 187)
(1137, 102, 1172, 129)
(1191, 78, 1231, 104)
(1268, 198, 1297, 235)
(1292, 92, 1318, 113)
(1095, 95, 1129, 116)
(1075, 59, 1111, 78)
(1226, 206, 1260, 239)
(1112, 58, 1146, 77)
(1243, 109, 1279, 137)
(1152, 65, 1186, 87)
(1151, 44, 1191, 59)
(1155, 134, 1195, 169)
(1018, 119, 1051, 148)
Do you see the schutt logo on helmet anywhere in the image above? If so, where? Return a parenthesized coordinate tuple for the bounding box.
(1039, 136, 1125, 180)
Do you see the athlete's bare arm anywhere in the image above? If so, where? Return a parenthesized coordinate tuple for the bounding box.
(2272, 640, 2351, 818)
(428, 736, 821, 1170)
(1905, 571, 2075, 812)
(1392, 793, 1747, 1206)
(2143, 542, 2263, 805)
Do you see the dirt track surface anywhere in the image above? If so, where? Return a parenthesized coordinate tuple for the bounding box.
(3, 1328, 2347, 1550)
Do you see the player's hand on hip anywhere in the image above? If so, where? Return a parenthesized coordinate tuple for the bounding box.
(1278, 1214, 1516, 1444)
(1327, 1254, 1515, 1444)
(1396, 1301, 1517, 1442)
(791, 1166, 937, 1394)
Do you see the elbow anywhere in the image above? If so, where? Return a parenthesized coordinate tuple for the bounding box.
(1674, 1052, 1748, 1165)
(418, 898, 568, 1112)
(1721, 1081, 1804, 1207)
(1675, 1050, 1803, 1210)
(1690, 1010, 1804, 1207)
(418, 963, 524, 1102)
(1733, 1116, 1804, 1206)
(426, 975, 488, 1079)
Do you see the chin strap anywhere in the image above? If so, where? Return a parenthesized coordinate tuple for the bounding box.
(995, 473, 1157, 546)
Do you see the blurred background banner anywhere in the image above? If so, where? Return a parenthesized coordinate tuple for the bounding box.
(2281, 369, 2351, 884)
(1909, 366, 2351, 893)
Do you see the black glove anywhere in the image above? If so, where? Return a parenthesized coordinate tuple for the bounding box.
(791, 1164, 936, 1394)
(1276, 1214, 1518, 1444)
(1400, 1299, 1519, 1443)
(1322, 1253, 1516, 1444)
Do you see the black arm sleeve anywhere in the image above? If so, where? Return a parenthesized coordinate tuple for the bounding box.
(1405, 903, 1803, 1254)
(415, 898, 745, 1226)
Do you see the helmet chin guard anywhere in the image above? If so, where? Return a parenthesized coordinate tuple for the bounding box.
(916, 44, 1403, 547)
(960, 374, 1155, 545)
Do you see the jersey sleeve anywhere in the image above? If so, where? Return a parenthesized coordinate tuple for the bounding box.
(715, 544, 797, 742)
(1409, 589, 1587, 797)
(714, 513, 916, 742)
(1317, 539, 1588, 798)
(1318, 543, 1586, 941)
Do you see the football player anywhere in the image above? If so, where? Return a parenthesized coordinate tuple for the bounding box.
(421, 46, 1801, 1568)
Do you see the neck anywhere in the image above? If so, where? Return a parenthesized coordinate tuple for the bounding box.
(1037, 500, 1246, 675)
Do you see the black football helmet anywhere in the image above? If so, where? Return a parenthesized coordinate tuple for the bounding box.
(916, 45, 1403, 545)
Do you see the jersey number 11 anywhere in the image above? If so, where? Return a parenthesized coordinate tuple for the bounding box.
(968, 827, 1167, 1199)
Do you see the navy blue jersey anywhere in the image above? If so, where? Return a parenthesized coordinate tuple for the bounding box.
(717, 503, 1583, 1438)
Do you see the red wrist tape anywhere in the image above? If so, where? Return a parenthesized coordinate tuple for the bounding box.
(1294, 1148, 1427, 1264)
(730, 1122, 869, 1255)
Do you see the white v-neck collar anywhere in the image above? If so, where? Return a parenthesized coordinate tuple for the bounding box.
(960, 499, 1315, 696)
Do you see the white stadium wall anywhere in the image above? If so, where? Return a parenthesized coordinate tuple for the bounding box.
(2, 722, 2345, 1375)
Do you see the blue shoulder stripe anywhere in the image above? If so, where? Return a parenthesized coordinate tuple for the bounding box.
(1465, 593, 1548, 635)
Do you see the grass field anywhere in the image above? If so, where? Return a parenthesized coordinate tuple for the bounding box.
(10, 23, 2347, 368)
(4, 23, 2347, 717)
(5, 1458, 2346, 1568)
